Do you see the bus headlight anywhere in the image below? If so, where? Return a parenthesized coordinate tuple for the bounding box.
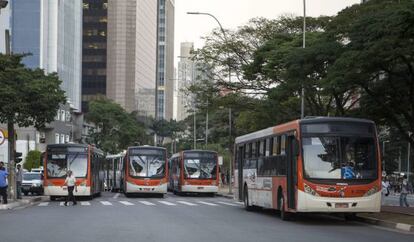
(363, 186, 378, 197)
(79, 180, 87, 187)
(304, 184, 320, 196)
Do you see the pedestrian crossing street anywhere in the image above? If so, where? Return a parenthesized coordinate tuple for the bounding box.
(37, 199, 244, 208)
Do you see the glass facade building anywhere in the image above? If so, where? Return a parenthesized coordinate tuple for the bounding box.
(82, 0, 108, 112)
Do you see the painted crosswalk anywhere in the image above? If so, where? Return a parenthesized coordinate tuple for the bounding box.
(37, 199, 242, 208)
(177, 201, 198, 206)
(119, 201, 134, 206)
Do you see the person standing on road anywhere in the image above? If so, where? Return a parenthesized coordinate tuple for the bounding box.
(16, 164, 23, 199)
(400, 175, 411, 207)
(62, 170, 77, 206)
(0, 161, 9, 204)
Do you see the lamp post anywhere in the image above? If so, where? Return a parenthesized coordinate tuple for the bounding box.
(301, 0, 306, 119)
(187, 12, 233, 194)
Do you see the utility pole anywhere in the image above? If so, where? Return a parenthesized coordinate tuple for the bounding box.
(5, 29, 16, 200)
(205, 99, 208, 147)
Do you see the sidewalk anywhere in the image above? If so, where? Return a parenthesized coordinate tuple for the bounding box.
(0, 196, 46, 210)
(357, 206, 414, 232)
(217, 185, 234, 199)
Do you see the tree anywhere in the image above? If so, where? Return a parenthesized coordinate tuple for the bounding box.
(23, 150, 42, 171)
(0, 53, 66, 199)
(87, 97, 148, 154)
(327, 0, 414, 146)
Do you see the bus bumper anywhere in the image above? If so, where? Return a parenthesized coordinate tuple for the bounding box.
(296, 190, 381, 213)
(181, 185, 218, 193)
(44, 186, 91, 196)
(126, 182, 167, 194)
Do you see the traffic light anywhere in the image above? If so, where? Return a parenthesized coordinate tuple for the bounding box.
(15, 151, 22, 163)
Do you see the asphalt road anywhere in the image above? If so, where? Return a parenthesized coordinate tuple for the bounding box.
(0, 192, 412, 242)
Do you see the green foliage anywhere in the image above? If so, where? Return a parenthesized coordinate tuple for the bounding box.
(23, 150, 42, 171)
(0, 54, 66, 128)
(87, 97, 148, 154)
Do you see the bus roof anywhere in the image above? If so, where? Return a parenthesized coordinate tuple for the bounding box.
(127, 146, 166, 150)
(235, 117, 375, 144)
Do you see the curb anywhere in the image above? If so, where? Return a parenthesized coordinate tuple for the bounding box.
(216, 193, 234, 199)
(0, 196, 47, 210)
(356, 215, 414, 232)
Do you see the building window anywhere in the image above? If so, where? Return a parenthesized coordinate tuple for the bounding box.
(66, 111, 71, 122)
(55, 133, 60, 144)
(60, 134, 65, 144)
(56, 110, 61, 121)
(61, 110, 65, 122)
(65, 135, 70, 143)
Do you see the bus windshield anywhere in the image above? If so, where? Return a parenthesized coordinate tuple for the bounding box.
(128, 149, 165, 178)
(302, 136, 377, 180)
(46, 153, 88, 178)
(184, 155, 217, 179)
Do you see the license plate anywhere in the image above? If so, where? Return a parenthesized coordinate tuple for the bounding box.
(143, 188, 151, 191)
(197, 187, 204, 190)
(335, 203, 348, 208)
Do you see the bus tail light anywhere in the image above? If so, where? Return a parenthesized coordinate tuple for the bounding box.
(304, 184, 320, 196)
(363, 186, 378, 197)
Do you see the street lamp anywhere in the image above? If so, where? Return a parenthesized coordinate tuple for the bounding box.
(187, 11, 233, 194)
(301, 0, 306, 119)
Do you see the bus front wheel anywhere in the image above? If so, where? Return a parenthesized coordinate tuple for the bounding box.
(243, 186, 253, 211)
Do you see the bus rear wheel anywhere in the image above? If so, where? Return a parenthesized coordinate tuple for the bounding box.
(244, 186, 253, 211)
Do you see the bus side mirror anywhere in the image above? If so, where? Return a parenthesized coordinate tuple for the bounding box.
(292, 139, 300, 157)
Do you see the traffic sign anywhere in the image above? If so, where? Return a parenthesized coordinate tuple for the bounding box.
(0, 129, 6, 145)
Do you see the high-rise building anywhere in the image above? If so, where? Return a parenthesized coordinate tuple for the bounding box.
(107, 0, 157, 117)
(82, 0, 108, 112)
(176, 42, 195, 121)
(156, 0, 174, 121)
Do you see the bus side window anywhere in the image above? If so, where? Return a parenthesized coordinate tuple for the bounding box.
(268, 138, 273, 156)
(273, 136, 281, 155)
(280, 135, 286, 155)
(251, 142, 257, 158)
(259, 140, 265, 157)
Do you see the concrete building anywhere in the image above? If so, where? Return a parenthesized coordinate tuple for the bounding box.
(106, 0, 158, 117)
(156, 0, 175, 121)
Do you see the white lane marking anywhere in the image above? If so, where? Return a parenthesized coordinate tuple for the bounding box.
(59, 202, 65, 206)
(177, 201, 198, 206)
(119, 201, 134, 206)
(81, 201, 91, 206)
(216, 201, 239, 206)
(197, 201, 219, 206)
(38, 202, 49, 207)
(100, 201, 112, 206)
(139, 201, 155, 206)
(113, 193, 120, 199)
(158, 201, 176, 206)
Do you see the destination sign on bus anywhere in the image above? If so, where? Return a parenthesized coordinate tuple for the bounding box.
(47, 147, 88, 153)
(302, 123, 374, 135)
(184, 152, 216, 159)
(129, 148, 165, 156)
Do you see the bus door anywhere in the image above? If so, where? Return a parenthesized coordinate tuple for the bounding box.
(237, 145, 244, 201)
(286, 135, 298, 209)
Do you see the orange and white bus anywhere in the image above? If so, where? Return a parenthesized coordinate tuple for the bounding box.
(169, 150, 219, 195)
(44, 144, 105, 200)
(122, 146, 168, 197)
(234, 117, 381, 220)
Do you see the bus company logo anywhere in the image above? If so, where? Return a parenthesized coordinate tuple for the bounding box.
(339, 188, 345, 198)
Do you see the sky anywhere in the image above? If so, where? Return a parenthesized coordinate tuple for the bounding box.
(174, 0, 361, 61)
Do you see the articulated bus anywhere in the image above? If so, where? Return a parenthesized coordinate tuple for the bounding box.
(234, 117, 381, 220)
(169, 150, 219, 195)
(105, 153, 125, 192)
(122, 146, 168, 197)
(44, 144, 105, 200)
